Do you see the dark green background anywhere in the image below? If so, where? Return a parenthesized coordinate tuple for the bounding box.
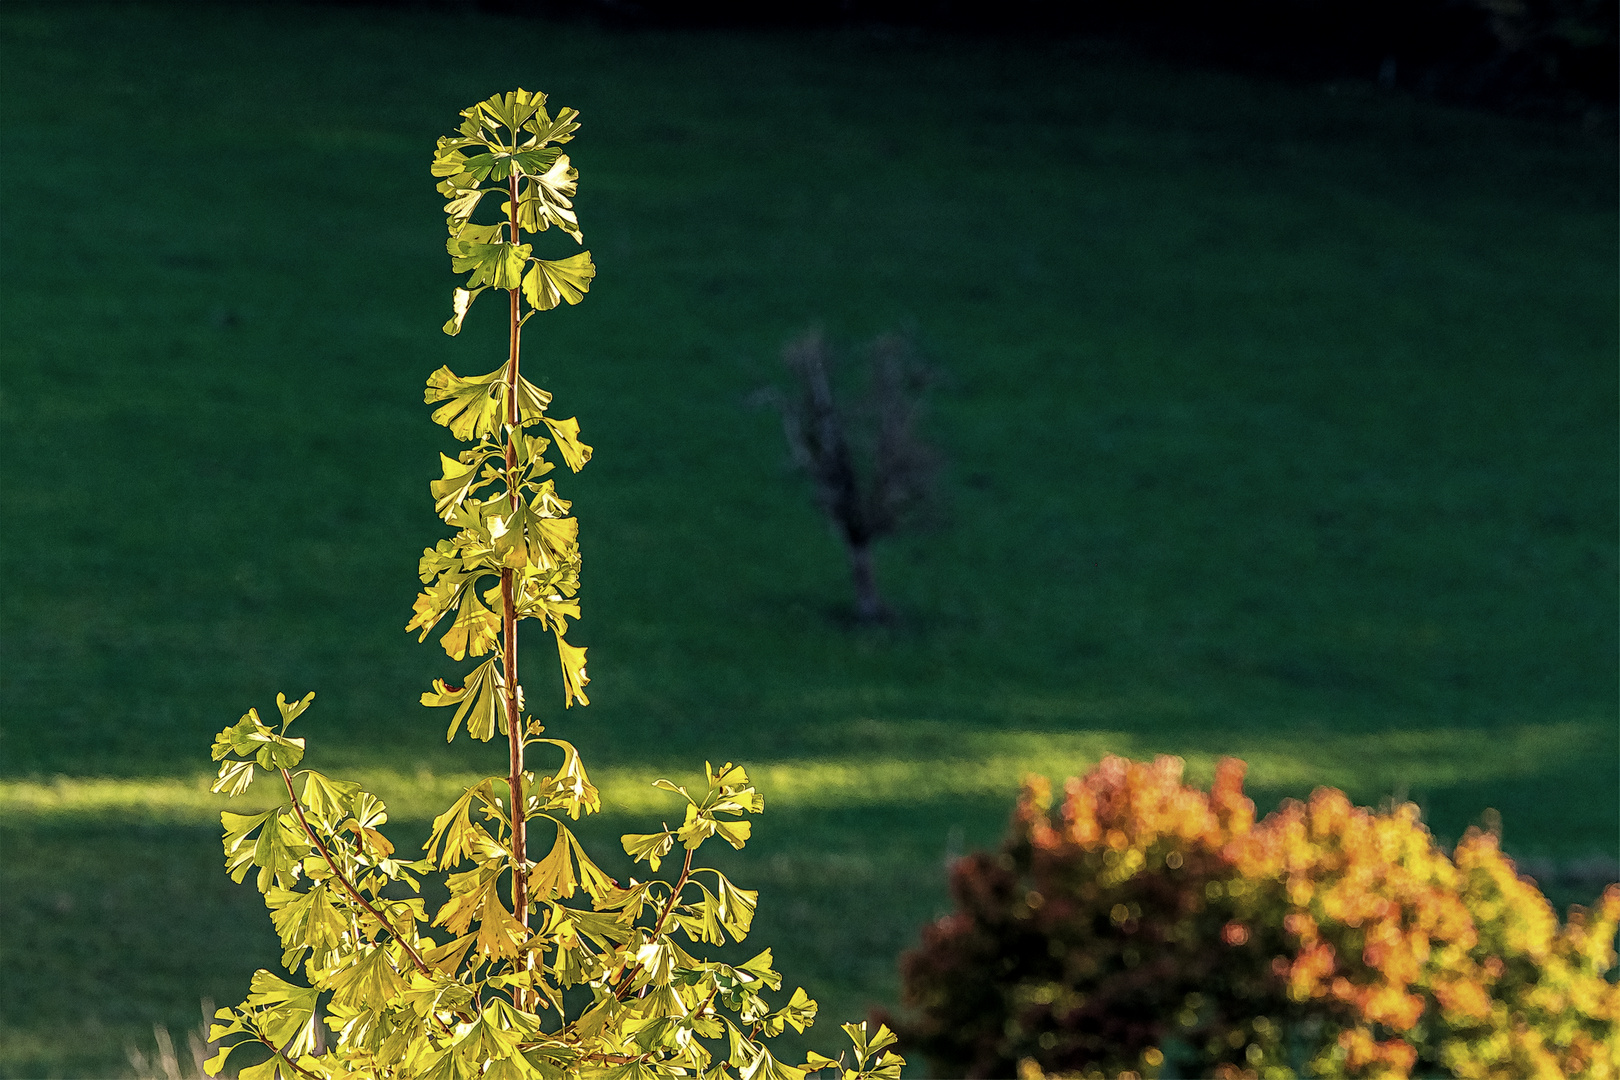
(1, 3, 1614, 1075)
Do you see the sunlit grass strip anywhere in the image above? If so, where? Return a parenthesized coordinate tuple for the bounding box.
(1, 720, 1598, 825)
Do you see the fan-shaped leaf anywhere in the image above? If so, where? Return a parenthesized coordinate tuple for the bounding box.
(522, 252, 595, 312)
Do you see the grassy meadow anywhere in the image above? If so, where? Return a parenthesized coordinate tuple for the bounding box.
(1, 3, 1616, 1076)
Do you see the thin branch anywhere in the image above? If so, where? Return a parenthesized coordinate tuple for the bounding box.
(279, 769, 431, 976)
(650, 848, 696, 943)
(613, 848, 696, 1001)
(240, 1028, 320, 1080)
(269, 1050, 319, 1080)
(502, 160, 533, 1013)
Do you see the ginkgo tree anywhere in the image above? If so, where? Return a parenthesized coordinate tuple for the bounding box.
(203, 89, 906, 1080)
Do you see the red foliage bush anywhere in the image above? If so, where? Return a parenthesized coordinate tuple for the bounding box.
(885, 756, 1619, 1079)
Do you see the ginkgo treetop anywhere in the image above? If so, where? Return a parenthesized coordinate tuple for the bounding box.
(412, 88, 597, 727)
(433, 88, 598, 335)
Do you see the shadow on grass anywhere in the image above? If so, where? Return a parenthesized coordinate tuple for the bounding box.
(5, 749, 1614, 1078)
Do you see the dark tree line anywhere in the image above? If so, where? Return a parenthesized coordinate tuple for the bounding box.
(367, 0, 1616, 117)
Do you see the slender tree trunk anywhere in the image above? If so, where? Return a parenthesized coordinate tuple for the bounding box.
(502, 171, 529, 971)
(846, 539, 886, 624)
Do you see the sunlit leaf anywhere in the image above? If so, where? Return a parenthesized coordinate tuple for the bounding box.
(424, 778, 501, 869)
(440, 586, 501, 661)
(752, 1048, 809, 1080)
(327, 944, 408, 1012)
(252, 809, 310, 892)
(422, 932, 477, 976)
(266, 884, 346, 971)
(299, 771, 361, 830)
(775, 987, 817, 1035)
(739, 949, 783, 991)
(677, 803, 752, 852)
(622, 830, 675, 872)
(212, 709, 272, 761)
(443, 285, 488, 336)
(426, 363, 553, 441)
(275, 691, 315, 731)
(254, 731, 305, 771)
(212, 759, 256, 797)
(526, 104, 580, 146)
(421, 657, 506, 743)
(547, 904, 635, 950)
(673, 884, 726, 946)
(222, 809, 276, 884)
(425, 364, 507, 442)
(451, 239, 531, 291)
(419, 536, 468, 584)
(527, 821, 616, 904)
(802, 1052, 842, 1074)
(345, 792, 395, 859)
(475, 881, 529, 959)
(442, 187, 487, 233)
(527, 825, 579, 902)
(511, 155, 580, 240)
(236, 1054, 298, 1080)
(533, 738, 599, 818)
(555, 629, 589, 707)
(541, 415, 592, 472)
(488, 496, 578, 573)
(522, 252, 595, 313)
(707, 869, 759, 942)
(407, 568, 477, 644)
(432, 146, 472, 178)
(430, 446, 499, 521)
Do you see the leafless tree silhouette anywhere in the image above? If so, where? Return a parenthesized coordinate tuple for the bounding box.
(759, 328, 940, 624)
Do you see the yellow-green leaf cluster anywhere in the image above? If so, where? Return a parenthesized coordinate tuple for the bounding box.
(202, 91, 904, 1080)
(432, 89, 595, 337)
(207, 695, 903, 1080)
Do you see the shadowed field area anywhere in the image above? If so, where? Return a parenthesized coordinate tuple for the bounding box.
(0, 3, 1615, 1075)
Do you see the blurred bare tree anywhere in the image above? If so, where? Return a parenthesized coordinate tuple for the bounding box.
(757, 328, 940, 624)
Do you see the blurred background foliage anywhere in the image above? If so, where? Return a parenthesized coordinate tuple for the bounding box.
(0, 2, 1614, 1076)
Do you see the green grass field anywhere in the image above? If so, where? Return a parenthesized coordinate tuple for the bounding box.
(1, 3, 1615, 1076)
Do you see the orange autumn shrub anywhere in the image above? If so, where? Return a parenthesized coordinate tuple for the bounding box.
(885, 755, 1619, 1079)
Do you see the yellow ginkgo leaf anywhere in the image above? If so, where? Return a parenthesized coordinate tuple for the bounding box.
(554, 629, 589, 707)
(440, 589, 500, 662)
(541, 415, 592, 472)
(522, 251, 595, 312)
